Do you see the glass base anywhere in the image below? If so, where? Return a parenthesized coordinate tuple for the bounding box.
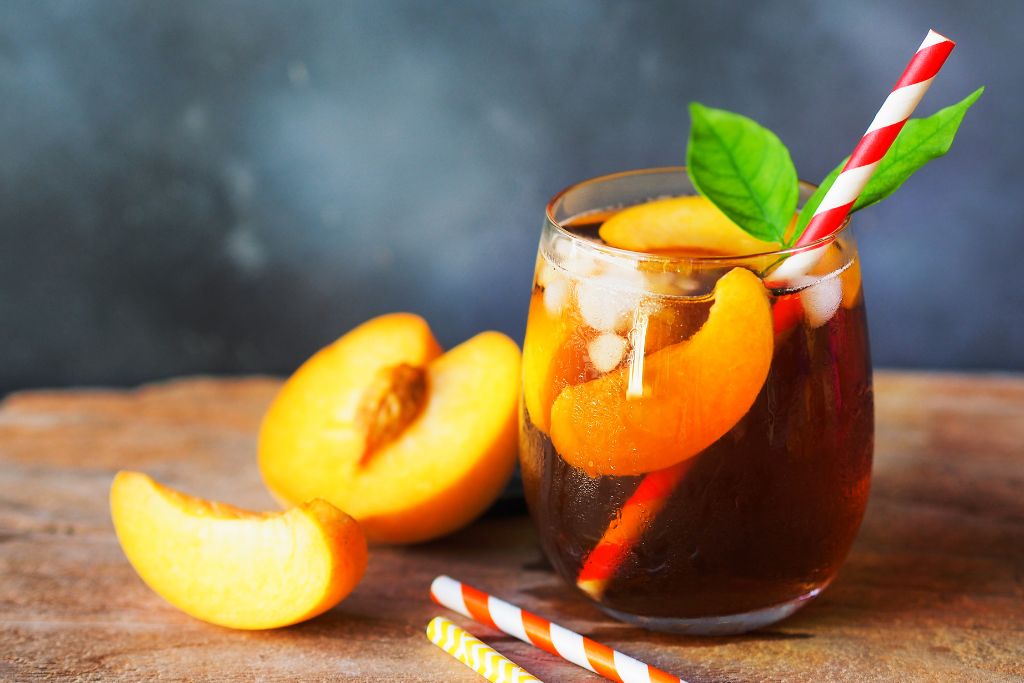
(598, 586, 824, 636)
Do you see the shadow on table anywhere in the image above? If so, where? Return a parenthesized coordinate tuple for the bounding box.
(280, 444, 1024, 655)
(532, 453, 1024, 648)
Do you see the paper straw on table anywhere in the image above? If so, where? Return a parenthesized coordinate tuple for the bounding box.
(431, 575, 686, 683)
(773, 28, 956, 280)
(578, 29, 958, 600)
(426, 616, 542, 683)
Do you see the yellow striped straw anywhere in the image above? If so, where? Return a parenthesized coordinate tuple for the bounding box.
(426, 616, 543, 683)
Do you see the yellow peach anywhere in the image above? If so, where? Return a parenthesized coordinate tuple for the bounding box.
(110, 471, 366, 630)
(550, 267, 773, 477)
(259, 315, 521, 544)
(599, 196, 782, 256)
(521, 290, 591, 433)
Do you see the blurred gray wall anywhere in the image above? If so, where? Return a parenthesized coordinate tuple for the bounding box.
(1, 0, 1020, 393)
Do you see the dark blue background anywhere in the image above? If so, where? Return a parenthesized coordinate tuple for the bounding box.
(2, 1, 1020, 393)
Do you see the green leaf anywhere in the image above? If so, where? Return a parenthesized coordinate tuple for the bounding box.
(854, 86, 984, 210)
(794, 87, 985, 241)
(686, 102, 798, 243)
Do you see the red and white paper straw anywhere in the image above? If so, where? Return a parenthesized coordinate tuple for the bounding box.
(431, 575, 686, 683)
(774, 29, 955, 278)
(577, 28, 958, 607)
(577, 459, 694, 599)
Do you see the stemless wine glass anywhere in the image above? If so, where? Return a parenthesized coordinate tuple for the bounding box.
(519, 168, 873, 635)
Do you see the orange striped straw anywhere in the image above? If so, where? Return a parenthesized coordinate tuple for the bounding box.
(431, 575, 687, 683)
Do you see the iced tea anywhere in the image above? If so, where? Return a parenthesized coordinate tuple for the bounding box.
(520, 169, 873, 634)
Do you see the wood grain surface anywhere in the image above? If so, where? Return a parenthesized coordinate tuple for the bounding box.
(1, 372, 1022, 682)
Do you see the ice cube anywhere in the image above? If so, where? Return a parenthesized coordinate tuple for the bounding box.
(639, 270, 702, 296)
(553, 235, 574, 261)
(643, 271, 678, 295)
(536, 259, 560, 288)
(587, 333, 628, 373)
(553, 238, 602, 278)
(543, 275, 570, 316)
(796, 275, 842, 328)
(576, 268, 647, 332)
(674, 275, 701, 294)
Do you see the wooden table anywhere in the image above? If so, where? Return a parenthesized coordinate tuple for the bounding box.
(1, 372, 1022, 682)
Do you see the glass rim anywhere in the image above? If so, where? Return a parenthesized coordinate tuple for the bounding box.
(544, 166, 852, 264)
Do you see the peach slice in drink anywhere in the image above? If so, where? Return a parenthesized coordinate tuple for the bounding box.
(599, 196, 782, 257)
(550, 267, 773, 477)
(521, 290, 593, 434)
(522, 283, 702, 434)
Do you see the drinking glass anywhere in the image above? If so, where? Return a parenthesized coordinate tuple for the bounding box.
(520, 168, 873, 635)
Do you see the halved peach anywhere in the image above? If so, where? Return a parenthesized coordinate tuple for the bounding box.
(599, 196, 782, 256)
(550, 267, 773, 477)
(110, 471, 366, 630)
(259, 315, 521, 544)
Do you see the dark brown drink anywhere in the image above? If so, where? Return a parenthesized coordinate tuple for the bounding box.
(520, 171, 874, 634)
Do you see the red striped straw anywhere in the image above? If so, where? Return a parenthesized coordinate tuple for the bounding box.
(577, 30, 958, 600)
(431, 575, 687, 683)
(774, 28, 955, 279)
(577, 460, 694, 599)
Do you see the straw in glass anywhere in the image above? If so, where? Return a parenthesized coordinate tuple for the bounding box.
(773, 29, 955, 279)
(577, 28, 957, 599)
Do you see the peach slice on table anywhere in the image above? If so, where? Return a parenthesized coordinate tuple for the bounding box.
(110, 471, 366, 630)
(550, 267, 773, 477)
(259, 313, 521, 544)
(599, 196, 782, 257)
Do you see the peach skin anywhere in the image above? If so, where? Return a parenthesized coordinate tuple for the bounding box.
(550, 267, 773, 477)
(110, 471, 366, 630)
(259, 314, 521, 544)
